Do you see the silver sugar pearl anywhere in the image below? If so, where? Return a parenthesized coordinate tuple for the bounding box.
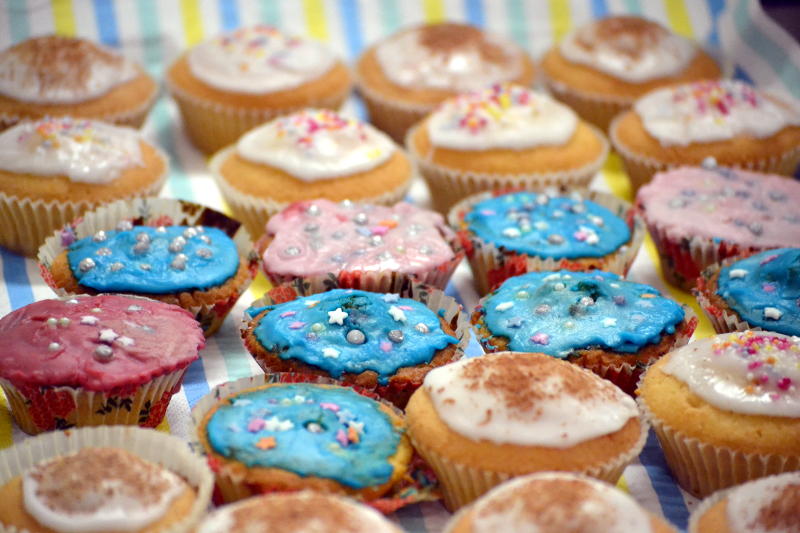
(133, 241, 150, 254)
(340, 199, 353, 208)
(94, 345, 113, 361)
(304, 223, 319, 233)
(570, 203, 586, 214)
(194, 226, 205, 233)
(548, 234, 565, 245)
(306, 422, 324, 433)
(48, 342, 61, 352)
(169, 236, 186, 253)
(79, 258, 96, 272)
(535, 304, 551, 314)
(307, 204, 321, 216)
(414, 323, 429, 334)
(155, 226, 167, 233)
(354, 213, 368, 225)
(196, 248, 213, 258)
(116, 220, 133, 231)
(419, 245, 432, 255)
(135, 232, 151, 243)
(109, 262, 124, 272)
(388, 330, 404, 343)
(171, 254, 188, 270)
(58, 317, 70, 327)
(96, 247, 112, 257)
(378, 251, 393, 261)
(370, 235, 383, 246)
(701, 156, 718, 169)
(749, 222, 763, 236)
(200, 235, 212, 244)
(331, 231, 344, 240)
(46, 317, 58, 328)
(92, 230, 107, 242)
(346, 329, 366, 345)
(183, 227, 198, 239)
(284, 246, 300, 257)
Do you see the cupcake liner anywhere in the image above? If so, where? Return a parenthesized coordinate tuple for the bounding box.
(449, 188, 644, 295)
(0, 425, 213, 533)
(355, 76, 435, 144)
(407, 123, 610, 215)
(210, 146, 413, 240)
(36, 197, 259, 337)
(543, 76, 631, 132)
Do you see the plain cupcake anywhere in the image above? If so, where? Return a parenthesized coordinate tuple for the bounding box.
(166, 25, 352, 153)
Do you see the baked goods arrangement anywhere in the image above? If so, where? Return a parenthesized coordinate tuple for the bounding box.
(1, 12, 800, 533)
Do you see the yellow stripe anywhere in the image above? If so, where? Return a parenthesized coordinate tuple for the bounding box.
(663, 0, 694, 38)
(603, 153, 633, 203)
(156, 416, 171, 433)
(547, 0, 572, 42)
(0, 392, 14, 449)
(180, 0, 204, 46)
(303, 0, 329, 41)
(616, 474, 630, 493)
(422, 0, 446, 23)
(249, 272, 272, 301)
(51, 0, 76, 36)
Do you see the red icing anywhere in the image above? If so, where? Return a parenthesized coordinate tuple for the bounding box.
(0, 295, 204, 391)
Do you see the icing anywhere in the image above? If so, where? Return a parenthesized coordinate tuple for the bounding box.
(661, 331, 800, 417)
(560, 16, 695, 83)
(634, 80, 800, 146)
(465, 191, 630, 258)
(205, 384, 402, 488)
(187, 25, 335, 93)
(471, 473, 653, 533)
(426, 84, 577, 150)
(725, 472, 800, 533)
(67, 225, 239, 294)
(0, 118, 144, 183)
(0, 36, 138, 104)
(636, 165, 800, 247)
(374, 23, 523, 92)
(0, 295, 203, 391)
(249, 289, 457, 384)
(237, 109, 395, 181)
(424, 353, 638, 447)
(22, 448, 185, 533)
(263, 200, 455, 277)
(718, 249, 800, 336)
(478, 271, 685, 357)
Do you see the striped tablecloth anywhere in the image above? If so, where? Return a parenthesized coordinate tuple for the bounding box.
(1, 1, 799, 531)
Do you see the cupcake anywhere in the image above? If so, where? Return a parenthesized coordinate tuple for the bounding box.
(242, 286, 465, 408)
(611, 80, 800, 191)
(261, 199, 462, 292)
(0, 294, 204, 434)
(636, 163, 800, 290)
(166, 25, 352, 154)
(444, 472, 678, 533)
(472, 270, 696, 394)
(194, 379, 413, 503)
(695, 248, 800, 335)
(541, 16, 721, 131)
(211, 109, 412, 239)
(356, 22, 536, 143)
(0, 35, 158, 130)
(0, 117, 167, 257)
(198, 492, 404, 533)
(407, 84, 609, 214)
(637, 331, 800, 498)
(0, 426, 213, 533)
(405, 351, 647, 510)
(449, 189, 644, 295)
(689, 471, 800, 533)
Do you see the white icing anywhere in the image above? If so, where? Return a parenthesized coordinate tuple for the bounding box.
(427, 84, 577, 151)
(237, 109, 395, 181)
(424, 354, 639, 447)
(188, 25, 335, 93)
(661, 332, 800, 417)
(471, 473, 653, 533)
(726, 472, 800, 533)
(634, 80, 800, 146)
(0, 118, 144, 183)
(559, 18, 695, 83)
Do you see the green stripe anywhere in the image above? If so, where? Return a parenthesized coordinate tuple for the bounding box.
(8, 0, 31, 42)
(380, 0, 401, 33)
(260, 0, 281, 25)
(623, 0, 641, 15)
(506, 0, 528, 48)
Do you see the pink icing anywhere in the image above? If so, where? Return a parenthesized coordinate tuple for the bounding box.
(636, 166, 800, 247)
(0, 295, 204, 391)
(263, 200, 455, 276)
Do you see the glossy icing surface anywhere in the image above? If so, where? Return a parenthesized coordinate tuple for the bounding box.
(726, 472, 800, 533)
(661, 331, 800, 417)
(263, 200, 455, 277)
(718, 249, 800, 336)
(250, 289, 457, 384)
(0, 295, 203, 390)
(67, 225, 239, 294)
(465, 191, 630, 258)
(205, 384, 402, 488)
(479, 271, 684, 357)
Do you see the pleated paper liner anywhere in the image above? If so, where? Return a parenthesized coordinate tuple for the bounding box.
(543, 75, 632, 132)
(0, 426, 213, 533)
(37, 197, 259, 337)
(355, 73, 436, 144)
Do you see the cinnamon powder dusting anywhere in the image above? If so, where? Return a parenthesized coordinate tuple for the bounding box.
(751, 483, 800, 531)
(230, 493, 381, 532)
(418, 23, 512, 65)
(576, 16, 670, 60)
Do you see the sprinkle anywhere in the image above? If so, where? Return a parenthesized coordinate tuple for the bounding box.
(553, 282, 566, 291)
(304, 300, 320, 308)
(48, 342, 61, 352)
(169, 237, 186, 253)
(307, 204, 321, 216)
(284, 246, 300, 256)
(548, 234, 565, 245)
(613, 295, 626, 306)
(763, 283, 776, 293)
(388, 330, 404, 343)
(764, 307, 783, 320)
(183, 228, 198, 239)
(602, 318, 618, 327)
(505, 317, 523, 328)
(640, 293, 657, 299)
(530, 333, 550, 345)
(336, 429, 349, 447)
(99, 329, 119, 343)
(127, 305, 142, 312)
(729, 269, 748, 279)
(415, 323, 430, 334)
(495, 302, 513, 312)
(288, 321, 306, 329)
(346, 330, 366, 345)
(579, 297, 595, 307)
(170, 254, 188, 270)
(80, 316, 98, 325)
(132, 241, 150, 254)
(116, 221, 133, 231)
(347, 426, 360, 443)
(109, 262, 124, 272)
(380, 340, 393, 352)
(419, 245, 433, 255)
(95, 247, 112, 257)
(328, 307, 348, 325)
(92, 231, 107, 242)
(79, 258, 96, 272)
(760, 254, 779, 266)
(388, 306, 407, 322)
(263, 417, 294, 431)
(248, 419, 265, 432)
(46, 317, 58, 328)
(117, 336, 135, 347)
(778, 377, 793, 391)
(354, 213, 368, 225)
(311, 322, 325, 333)
(94, 345, 113, 360)
(322, 347, 340, 358)
(502, 227, 521, 238)
(280, 311, 296, 318)
(306, 422, 324, 433)
(382, 294, 400, 303)
(255, 437, 276, 450)
(320, 402, 340, 412)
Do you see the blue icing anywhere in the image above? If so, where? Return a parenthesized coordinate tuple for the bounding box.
(68, 226, 239, 294)
(465, 192, 631, 259)
(717, 248, 800, 336)
(206, 384, 401, 488)
(480, 270, 685, 356)
(251, 289, 458, 385)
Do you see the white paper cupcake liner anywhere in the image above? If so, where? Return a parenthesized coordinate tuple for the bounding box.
(0, 426, 213, 533)
(355, 74, 435, 144)
(543, 76, 632, 132)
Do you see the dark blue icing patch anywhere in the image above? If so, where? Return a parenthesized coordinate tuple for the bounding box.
(205, 384, 401, 488)
(68, 225, 239, 294)
(480, 270, 685, 356)
(717, 248, 800, 336)
(251, 289, 458, 385)
(465, 192, 631, 258)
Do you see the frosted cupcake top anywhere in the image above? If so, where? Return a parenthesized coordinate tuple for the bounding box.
(375, 23, 524, 93)
(722, 472, 800, 533)
(188, 25, 335, 93)
(0, 118, 144, 183)
(22, 448, 187, 533)
(661, 331, 800, 417)
(560, 16, 696, 83)
(237, 109, 395, 181)
(636, 165, 800, 247)
(427, 84, 577, 150)
(424, 352, 639, 447)
(0, 36, 138, 104)
(634, 80, 800, 146)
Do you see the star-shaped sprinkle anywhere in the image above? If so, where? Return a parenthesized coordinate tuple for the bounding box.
(602, 318, 618, 327)
(495, 302, 513, 312)
(382, 293, 400, 303)
(263, 417, 294, 431)
(505, 317, 523, 328)
(503, 228, 521, 238)
(729, 269, 748, 279)
(255, 437, 276, 450)
(530, 333, 550, 345)
(328, 308, 348, 325)
(98, 329, 118, 344)
(80, 316, 98, 325)
(764, 307, 783, 320)
(388, 305, 407, 322)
